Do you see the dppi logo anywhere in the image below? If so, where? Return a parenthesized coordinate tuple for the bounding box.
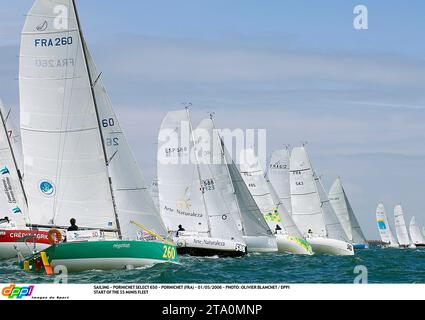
(39, 180, 55, 197)
(2, 285, 34, 299)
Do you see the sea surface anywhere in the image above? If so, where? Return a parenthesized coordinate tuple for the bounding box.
(1, 246, 424, 284)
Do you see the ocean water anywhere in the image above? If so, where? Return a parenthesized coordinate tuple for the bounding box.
(1, 246, 424, 284)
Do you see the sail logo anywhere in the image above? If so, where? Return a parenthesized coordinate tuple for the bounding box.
(377, 220, 387, 230)
(2, 285, 34, 299)
(0, 167, 10, 175)
(39, 181, 55, 197)
(12, 207, 22, 214)
(35, 20, 48, 32)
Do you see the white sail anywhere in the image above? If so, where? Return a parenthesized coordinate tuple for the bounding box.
(315, 176, 349, 241)
(394, 205, 411, 246)
(193, 119, 244, 242)
(150, 177, 160, 211)
(19, 0, 117, 230)
(239, 148, 302, 238)
(0, 100, 28, 228)
(223, 145, 273, 238)
(409, 216, 425, 245)
(329, 178, 367, 245)
(267, 149, 292, 214)
(85, 46, 168, 239)
(157, 110, 209, 234)
(290, 147, 348, 241)
(376, 204, 398, 245)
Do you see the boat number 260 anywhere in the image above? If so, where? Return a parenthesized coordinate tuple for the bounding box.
(163, 245, 177, 259)
(102, 118, 120, 146)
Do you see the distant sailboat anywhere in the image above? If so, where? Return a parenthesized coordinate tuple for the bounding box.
(20, 0, 177, 272)
(394, 205, 415, 248)
(0, 100, 50, 259)
(290, 147, 354, 256)
(409, 217, 425, 248)
(157, 110, 247, 257)
(240, 148, 313, 255)
(328, 178, 369, 249)
(376, 204, 399, 248)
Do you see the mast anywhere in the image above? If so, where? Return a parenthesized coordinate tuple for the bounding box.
(0, 107, 28, 206)
(185, 106, 212, 237)
(72, 0, 121, 238)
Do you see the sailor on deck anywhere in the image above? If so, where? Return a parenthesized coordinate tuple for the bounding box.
(176, 225, 185, 237)
(68, 218, 79, 232)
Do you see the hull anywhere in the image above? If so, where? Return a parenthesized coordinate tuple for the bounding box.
(353, 243, 369, 250)
(307, 237, 354, 256)
(276, 235, 314, 255)
(413, 244, 425, 248)
(0, 230, 51, 259)
(244, 235, 278, 253)
(175, 236, 247, 257)
(23, 240, 178, 273)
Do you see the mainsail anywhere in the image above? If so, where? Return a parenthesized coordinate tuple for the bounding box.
(376, 204, 398, 245)
(290, 147, 348, 241)
(157, 110, 210, 234)
(267, 149, 292, 214)
(394, 205, 411, 246)
(240, 148, 302, 237)
(409, 216, 425, 245)
(329, 178, 367, 245)
(0, 100, 28, 228)
(20, 0, 118, 230)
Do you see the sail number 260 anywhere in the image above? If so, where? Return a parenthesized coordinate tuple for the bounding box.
(163, 245, 177, 260)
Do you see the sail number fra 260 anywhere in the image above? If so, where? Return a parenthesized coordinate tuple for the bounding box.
(35, 37, 73, 47)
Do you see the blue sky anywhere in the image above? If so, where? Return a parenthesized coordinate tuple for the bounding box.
(1, 0, 425, 239)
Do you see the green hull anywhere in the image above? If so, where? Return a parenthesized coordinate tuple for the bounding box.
(23, 240, 178, 273)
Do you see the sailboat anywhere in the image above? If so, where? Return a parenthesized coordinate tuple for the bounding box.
(376, 204, 399, 248)
(328, 178, 369, 249)
(409, 217, 425, 248)
(290, 147, 354, 256)
(394, 205, 415, 249)
(239, 148, 313, 255)
(0, 100, 50, 259)
(206, 117, 277, 253)
(267, 149, 293, 215)
(19, 0, 177, 272)
(157, 110, 247, 257)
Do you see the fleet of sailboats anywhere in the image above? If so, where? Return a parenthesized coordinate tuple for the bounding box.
(0, 0, 423, 275)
